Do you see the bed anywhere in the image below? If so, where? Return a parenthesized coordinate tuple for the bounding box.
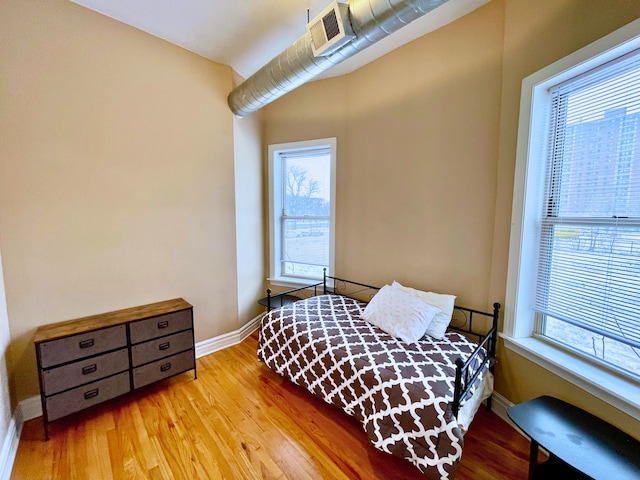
(257, 274, 500, 479)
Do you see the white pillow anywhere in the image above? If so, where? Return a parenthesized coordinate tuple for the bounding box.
(391, 281, 456, 339)
(361, 284, 441, 343)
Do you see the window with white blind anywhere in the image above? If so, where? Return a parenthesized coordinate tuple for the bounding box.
(537, 51, 640, 379)
(505, 19, 640, 417)
(268, 138, 336, 284)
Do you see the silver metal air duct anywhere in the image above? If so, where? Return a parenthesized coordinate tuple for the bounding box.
(228, 0, 449, 117)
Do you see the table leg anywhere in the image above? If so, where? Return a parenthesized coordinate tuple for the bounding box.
(528, 439, 539, 480)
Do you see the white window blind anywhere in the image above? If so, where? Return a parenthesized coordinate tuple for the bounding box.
(535, 49, 640, 376)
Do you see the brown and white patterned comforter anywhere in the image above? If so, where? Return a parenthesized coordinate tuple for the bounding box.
(257, 294, 490, 479)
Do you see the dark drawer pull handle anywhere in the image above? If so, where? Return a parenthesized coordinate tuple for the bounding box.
(84, 388, 99, 400)
(160, 362, 172, 372)
(157, 320, 169, 329)
(79, 339, 95, 349)
(159, 342, 170, 351)
(82, 364, 97, 375)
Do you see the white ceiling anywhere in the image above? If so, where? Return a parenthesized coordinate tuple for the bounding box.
(70, 0, 489, 81)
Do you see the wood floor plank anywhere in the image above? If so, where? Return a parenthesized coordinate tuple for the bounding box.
(11, 332, 530, 479)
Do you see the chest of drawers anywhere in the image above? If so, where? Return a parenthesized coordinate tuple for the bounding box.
(34, 298, 195, 439)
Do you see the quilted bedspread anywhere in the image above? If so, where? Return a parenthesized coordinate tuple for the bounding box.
(257, 294, 490, 479)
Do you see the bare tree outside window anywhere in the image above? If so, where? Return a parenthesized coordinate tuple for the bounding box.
(285, 165, 321, 216)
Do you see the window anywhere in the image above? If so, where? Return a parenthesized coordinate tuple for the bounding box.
(268, 138, 336, 284)
(505, 20, 640, 418)
(537, 51, 640, 379)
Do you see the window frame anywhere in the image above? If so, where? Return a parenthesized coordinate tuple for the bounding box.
(503, 19, 640, 420)
(268, 138, 337, 286)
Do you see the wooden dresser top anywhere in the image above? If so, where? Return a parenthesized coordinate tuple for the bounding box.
(34, 298, 192, 344)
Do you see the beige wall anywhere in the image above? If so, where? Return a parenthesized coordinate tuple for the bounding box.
(0, 0, 243, 402)
(234, 110, 265, 325)
(264, 0, 640, 435)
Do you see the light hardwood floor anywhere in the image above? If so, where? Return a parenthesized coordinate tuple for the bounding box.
(12, 332, 532, 479)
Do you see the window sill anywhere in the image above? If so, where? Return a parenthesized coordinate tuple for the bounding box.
(500, 334, 640, 421)
(268, 276, 323, 288)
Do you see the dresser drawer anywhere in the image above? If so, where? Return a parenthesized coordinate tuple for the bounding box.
(132, 350, 195, 389)
(45, 371, 130, 422)
(39, 325, 127, 369)
(131, 330, 193, 367)
(42, 348, 130, 396)
(129, 309, 192, 344)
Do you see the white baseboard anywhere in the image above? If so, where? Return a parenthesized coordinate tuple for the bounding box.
(489, 391, 515, 427)
(195, 314, 262, 358)
(0, 412, 23, 480)
(19, 395, 42, 422)
(488, 391, 540, 446)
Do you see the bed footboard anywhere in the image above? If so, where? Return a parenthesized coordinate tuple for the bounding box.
(449, 302, 500, 416)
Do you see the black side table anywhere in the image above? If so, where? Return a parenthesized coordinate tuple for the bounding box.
(257, 294, 299, 310)
(507, 395, 640, 480)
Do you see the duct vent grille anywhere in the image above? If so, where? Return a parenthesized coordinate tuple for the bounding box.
(307, 1, 355, 57)
(323, 10, 340, 40)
